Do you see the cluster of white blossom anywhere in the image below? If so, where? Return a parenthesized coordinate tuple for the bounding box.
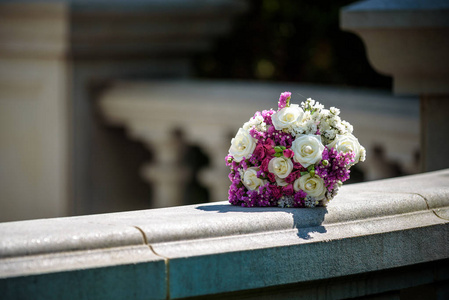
(296, 98, 353, 145)
(243, 114, 267, 132)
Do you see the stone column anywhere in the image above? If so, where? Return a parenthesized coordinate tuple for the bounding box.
(185, 123, 231, 203)
(0, 2, 70, 221)
(341, 0, 449, 172)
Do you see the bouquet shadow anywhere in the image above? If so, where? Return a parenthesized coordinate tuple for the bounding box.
(196, 204, 327, 240)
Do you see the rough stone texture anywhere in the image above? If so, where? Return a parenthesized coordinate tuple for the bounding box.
(0, 170, 448, 299)
(0, 217, 143, 259)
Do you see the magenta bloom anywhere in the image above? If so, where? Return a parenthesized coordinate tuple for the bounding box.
(283, 149, 294, 158)
(253, 143, 266, 161)
(282, 184, 294, 196)
(278, 91, 292, 110)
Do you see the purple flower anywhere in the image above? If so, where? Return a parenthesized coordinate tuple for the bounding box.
(278, 92, 291, 110)
(253, 143, 266, 161)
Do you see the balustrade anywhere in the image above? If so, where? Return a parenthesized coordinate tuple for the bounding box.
(99, 80, 419, 207)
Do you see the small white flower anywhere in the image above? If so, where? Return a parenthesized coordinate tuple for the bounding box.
(299, 174, 327, 200)
(314, 102, 324, 111)
(329, 115, 342, 127)
(242, 167, 267, 191)
(268, 156, 293, 179)
(228, 128, 257, 162)
(328, 133, 364, 164)
(243, 115, 266, 132)
(341, 120, 353, 134)
(278, 195, 295, 208)
(304, 195, 318, 207)
(324, 129, 336, 140)
(272, 104, 304, 132)
(334, 122, 345, 134)
(291, 134, 325, 168)
(359, 146, 366, 162)
(330, 107, 340, 115)
(314, 109, 330, 122)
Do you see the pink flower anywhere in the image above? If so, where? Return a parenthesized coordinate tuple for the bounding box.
(253, 143, 266, 161)
(270, 185, 282, 199)
(283, 149, 294, 158)
(268, 173, 276, 183)
(261, 158, 270, 173)
(278, 92, 291, 110)
(282, 184, 294, 195)
(285, 170, 301, 184)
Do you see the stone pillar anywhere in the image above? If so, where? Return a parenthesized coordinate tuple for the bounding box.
(341, 0, 449, 172)
(0, 3, 70, 221)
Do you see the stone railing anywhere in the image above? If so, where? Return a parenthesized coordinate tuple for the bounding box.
(99, 80, 419, 207)
(1, 170, 448, 299)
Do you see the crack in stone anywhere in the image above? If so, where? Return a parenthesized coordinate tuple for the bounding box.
(414, 193, 449, 222)
(132, 226, 148, 244)
(133, 226, 170, 300)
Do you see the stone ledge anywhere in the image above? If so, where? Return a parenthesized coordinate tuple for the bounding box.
(1, 170, 448, 299)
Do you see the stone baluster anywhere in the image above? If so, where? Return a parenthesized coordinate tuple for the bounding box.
(185, 123, 232, 203)
(116, 120, 189, 208)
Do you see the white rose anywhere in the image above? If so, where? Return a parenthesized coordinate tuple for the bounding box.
(328, 133, 364, 164)
(271, 104, 304, 131)
(229, 128, 257, 162)
(268, 156, 293, 179)
(242, 167, 267, 191)
(293, 177, 302, 191)
(297, 174, 326, 200)
(291, 135, 325, 168)
(276, 176, 289, 186)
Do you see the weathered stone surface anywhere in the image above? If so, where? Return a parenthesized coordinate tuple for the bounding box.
(0, 218, 166, 299)
(0, 216, 143, 259)
(0, 170, 448, 299)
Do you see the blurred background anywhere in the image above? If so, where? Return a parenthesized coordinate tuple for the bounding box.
(194, 0, 391, 88)
(0, 0, 420, 222)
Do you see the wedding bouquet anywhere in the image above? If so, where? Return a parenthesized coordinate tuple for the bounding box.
(226, 92, 366, 208)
